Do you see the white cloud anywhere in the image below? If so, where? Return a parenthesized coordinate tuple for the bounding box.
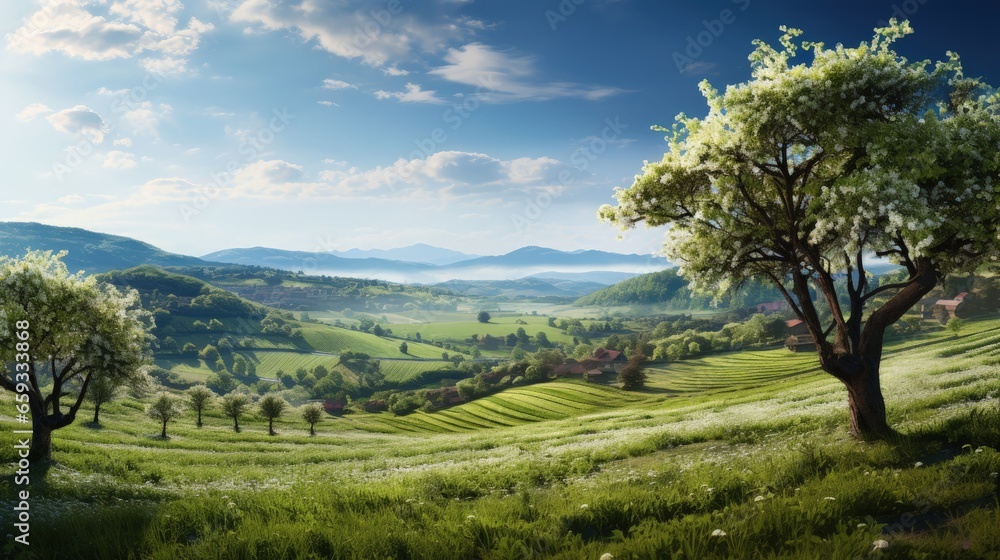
(382, 65, 409, 76)
(374, 83, 444, 104)
(229, 0, 475, 67)
(322, 79, 356, 90)
(430, 43, 625, 102)
(319, 151, 572, 198)
(103, 150, 138, 169)
(57, 194, 85, 205)
(45, 105, 108, 143)
(317, 101, 340, 107)
(7, 0, 213, 73)
(114, 137, 134, 147)
(16, 103, 53, 122)
(122, 101, 172, 136)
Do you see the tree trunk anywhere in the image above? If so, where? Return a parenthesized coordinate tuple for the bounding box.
(233, 416, 240, 432)
(28, 417, 53, 462)
(310, 423, 316, 436)
(196, 409, 203, 428)
(842, 365, 894, 441)
(269, 418, 275, 436)
(93, 403, 101, 425)
(161, 421, 167, 438)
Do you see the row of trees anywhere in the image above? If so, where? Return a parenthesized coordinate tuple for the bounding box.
(151, 385, 327, 437)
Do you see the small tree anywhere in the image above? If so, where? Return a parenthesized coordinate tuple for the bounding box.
(618, 352, 647, 390)
(187, 385, 214, 427)
(399, 341, 408, 354)
(301, 403, 324, 436)
(945, 316, 967, 337)
(222, 393, 250, 432)
(259, 394, 288, 436)
(148, 393, 182, 438)
(477, 311, 491, 323)
(87, 375, 119, 425)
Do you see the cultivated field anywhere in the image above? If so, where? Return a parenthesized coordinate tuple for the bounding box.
(1, 318, 999, 558)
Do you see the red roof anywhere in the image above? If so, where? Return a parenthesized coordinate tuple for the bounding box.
(757, 301, 786, 311)
(785, 319, 804, 328)
(934, 299, 964, 308)
(954, 292, 969, 301)
(594, 349, 623, 362)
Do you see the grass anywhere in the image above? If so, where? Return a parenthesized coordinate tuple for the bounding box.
(2, 317, 1000, 558)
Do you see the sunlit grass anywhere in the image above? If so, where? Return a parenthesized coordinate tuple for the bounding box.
(1, 316, 999, 558)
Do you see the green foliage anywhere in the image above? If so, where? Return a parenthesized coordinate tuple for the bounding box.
(618, 352, 647, 390)
(258, 394, 288, 435)
(147, 393, 182, 438)
(221, 393, 250, 432)
(477, 311, 491, 323)
(0, 250, 152, 460)
(186, 385, 214, 427)
(300, 403, 324, 435)
(946, 316, 967, 336)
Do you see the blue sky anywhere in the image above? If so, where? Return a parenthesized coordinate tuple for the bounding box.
(3, 0, 998, 258)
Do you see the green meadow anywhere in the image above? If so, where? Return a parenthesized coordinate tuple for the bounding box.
(2, 317, 999, 559)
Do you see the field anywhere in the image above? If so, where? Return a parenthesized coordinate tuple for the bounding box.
(1, 318, 999, 558)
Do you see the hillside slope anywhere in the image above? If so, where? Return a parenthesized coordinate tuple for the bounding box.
(0, 221, 207, 273)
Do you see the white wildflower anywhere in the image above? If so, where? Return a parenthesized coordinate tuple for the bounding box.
(711, 529, 727, 537)
(872, 539, 890, 549)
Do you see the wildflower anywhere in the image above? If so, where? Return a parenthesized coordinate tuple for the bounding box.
(872, 539, 889, 549)
(711, 529, 727, 537)
(990, 472, 998, 478)
(975, 447, 984, 453)
(864, 471, 870, 476)
(754, 496, 765, 502)
(600, 554, 615, 560)
(823, 497, 836, 501)
(857, 523, 868, 528)
(580, 504, 589, 510)
(227, 502, 236, 509)
(914, 461, 924, 468)
(466, 515, 476, 520)
(706, 487, 714, 493)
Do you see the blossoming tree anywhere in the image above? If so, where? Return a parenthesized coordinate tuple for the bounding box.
(600, 21, 1000, 439)
(0, 251, 152, 460)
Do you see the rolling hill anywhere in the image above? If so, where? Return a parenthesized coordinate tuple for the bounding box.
(0, 221, 208, 273)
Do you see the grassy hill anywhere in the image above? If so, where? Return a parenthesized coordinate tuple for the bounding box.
(0, 221, 208, 273)
(2, 315, 998, 558)
(575, 267, 784, 309)
(99, 266, 464, 391)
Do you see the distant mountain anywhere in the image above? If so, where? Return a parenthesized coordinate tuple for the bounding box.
(203, 245, 669, 282)
(329, 244, 479, 266)
(0, 222, 207, 274)
(524, 271, 639, 285)
(434, 277, 608, 298)
(444, 246, 666, 271)
(200, 247, 435, 275)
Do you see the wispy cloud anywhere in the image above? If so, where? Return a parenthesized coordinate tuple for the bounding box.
(431, 43, 626, 102)
(374, 83, 445, 104)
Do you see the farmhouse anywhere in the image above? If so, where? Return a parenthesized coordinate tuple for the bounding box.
(784, 319, 814, 352)
(555, 349, 627, 381)
(931, 292, 970, 322)
(754, 300, 787, 315)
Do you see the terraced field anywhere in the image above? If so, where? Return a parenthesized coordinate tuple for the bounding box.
(4, 316, 1000, 559)
(379, 359, 456, 383)
(645, 348, 824, 393)
(297, 323, 445, 358)
(357, 381, 648, 433)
